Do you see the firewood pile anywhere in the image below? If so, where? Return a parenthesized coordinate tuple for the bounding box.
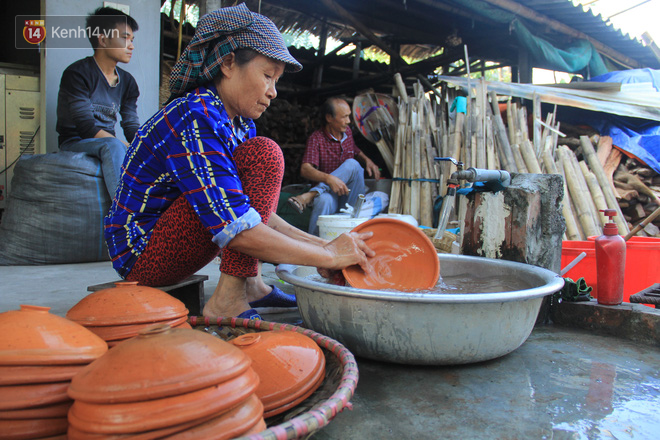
(385, 74, 660, 238)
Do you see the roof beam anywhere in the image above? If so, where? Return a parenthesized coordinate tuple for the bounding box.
(479, 0, 641, 68)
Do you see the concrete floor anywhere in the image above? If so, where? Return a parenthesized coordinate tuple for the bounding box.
(2, 261, 659, 439)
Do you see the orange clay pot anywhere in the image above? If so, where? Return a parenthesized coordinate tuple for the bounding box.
(68, 325, 251, 404)
(0, 305, 108, 366)
(66, 282, 188, 326)
(0, 400, 72, 420)
(231, 331, 325, 412)
(342, 218, 440, 291)
(241, 418, 268, 436)
(156, 394, 264, 440)
(67, 395, 263, 440)
(262, 361, 325, 416)
(86, 316, 189, 342)
(0, 382, 71, 410)
(67, 368, 259, 434)
(67, 412, 221, 440)
(0, 417, 68, 439)
(0, 364, 84, 386)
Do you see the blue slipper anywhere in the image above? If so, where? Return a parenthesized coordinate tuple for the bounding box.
(248, 285, 297, 312)
(236, 308, 261, 320)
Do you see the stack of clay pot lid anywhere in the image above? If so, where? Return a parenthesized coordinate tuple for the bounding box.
(231, 331, 326, 418)
(66, 281, 191, 347)
(67, 325, 266, 439)
(0, 305, 108, 439)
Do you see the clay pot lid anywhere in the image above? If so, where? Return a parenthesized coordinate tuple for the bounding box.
(0, 417, 68, 439)
(0, 364, 85, 385)
(0, 382, 71, 411)
(263, 365, 325, 418)
(342, 218, 440, 291)
(0, 305, 108, 366)
(68, 368, 259, 434)
(231, 331, 325, 409)
(68, 325, 252, 404)
(66, 281, 189, 326)
(0, 400, 72, 420)
(86, 316, 189, 342)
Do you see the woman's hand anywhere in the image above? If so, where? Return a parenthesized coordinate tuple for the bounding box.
(321, 231, 375, 273)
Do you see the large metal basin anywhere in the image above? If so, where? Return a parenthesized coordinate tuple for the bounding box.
(276, 254, 564, 365)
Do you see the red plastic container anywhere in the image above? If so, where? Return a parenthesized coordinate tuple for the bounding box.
(562, 236, 660, 304)
(594, 210, 625, 305)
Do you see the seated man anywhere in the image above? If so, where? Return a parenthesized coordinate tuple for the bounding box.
(56, 6, 140, 199)
(288, 97, 381, 235)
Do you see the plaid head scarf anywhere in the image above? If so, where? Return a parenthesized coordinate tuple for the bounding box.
(168, 3, 302, 99)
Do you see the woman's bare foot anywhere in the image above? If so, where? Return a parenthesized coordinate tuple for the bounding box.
(202, 274, 250, 318)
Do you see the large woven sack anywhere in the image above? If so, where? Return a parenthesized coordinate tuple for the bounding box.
(0, 152, 111, 265)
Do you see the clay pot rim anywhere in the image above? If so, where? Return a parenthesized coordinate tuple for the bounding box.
(263, 366, 326, 418)
(342, 218, 440, 291)
(66, 282, 189, 326)
(68, 368, 260, 434)
(0, 305, 108, 365)
(0, 364, 85, 385)
(68, 328, 252, 403)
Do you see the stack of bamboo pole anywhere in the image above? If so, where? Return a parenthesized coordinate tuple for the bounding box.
(387, 73, 639, 238)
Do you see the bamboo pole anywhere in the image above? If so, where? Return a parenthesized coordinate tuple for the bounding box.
(555, 153, 585, 240)
(579, 161, 608, 228)
(511, 144, 528, 173)
(559, 146, 601, 237)
(488, 91, 517, 172)
(389, 101, 407, 214)
(520, 139, 543, 174)
(542, 149, 582, 240)
(506, 100, 517, 146)
(579, 135, 629, 234)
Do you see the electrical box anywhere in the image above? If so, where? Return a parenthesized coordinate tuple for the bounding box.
(0, 74, 41, 211)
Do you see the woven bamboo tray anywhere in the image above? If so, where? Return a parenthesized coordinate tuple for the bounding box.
(188, 316, 359, 440)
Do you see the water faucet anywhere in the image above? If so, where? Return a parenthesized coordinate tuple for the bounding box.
(433, 157, 511, 239)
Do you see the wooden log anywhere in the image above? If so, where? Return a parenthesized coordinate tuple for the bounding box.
(520, 139, 543, 174)
(579, 136, 629, 234)
(615, 172, 660, 206)
(488, 91, 517, 172)
(579, 161, 608, 227)
(511, 144, 528, 173)
(559, 146, 601, 237)
(542, 149, 582, 240)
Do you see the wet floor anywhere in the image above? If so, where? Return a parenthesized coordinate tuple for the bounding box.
(314, 325, 660, 440)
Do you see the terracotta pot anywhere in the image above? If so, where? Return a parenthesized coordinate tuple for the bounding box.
(0, 305, 108, 366)
(67, 395, 262, 440)
(0, 417, 68, 439)
(230, 331, 325, 411)
(66, 282, 188, 326)
(85, 316, 189, 342)
(0, 364, 84, 385)
(0, 382, 71, 410)
(0, 400, 72, 420)
(69, 326, 251, 403)
(342, 218, 440, 291)
(263, 365, 325, 418)
(68, 368, 259, 434)
(161, 394, 264, 440)
(240, 418, 268, 436)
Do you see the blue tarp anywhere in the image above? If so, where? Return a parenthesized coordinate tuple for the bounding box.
(586, 70, 660, 174)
